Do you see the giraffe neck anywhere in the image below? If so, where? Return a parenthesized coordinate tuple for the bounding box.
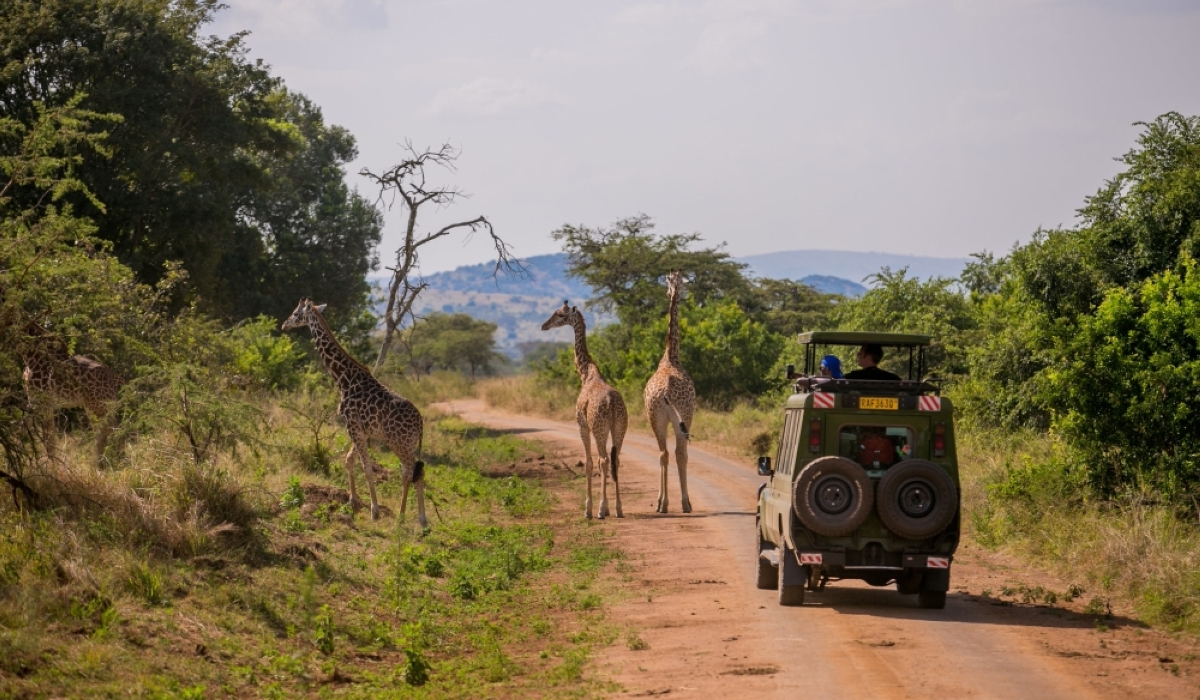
(306, 311, 372, 390)
(568, 314, 598, 382)
(663, 281, 681, 365)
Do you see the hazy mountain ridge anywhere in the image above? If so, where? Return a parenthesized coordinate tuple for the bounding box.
(376, 250, 965, 356)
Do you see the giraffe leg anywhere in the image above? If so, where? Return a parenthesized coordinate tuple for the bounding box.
(677, 432, 692, 514)
(595, 428, 610, 519)
(652, 408, 671, 513)
(610, 435, 624, 518)
(396, 446, 429, 529)
(343, 444, 361, 509)
(357, 445, 383, 521)
(577, 412, 594, 519)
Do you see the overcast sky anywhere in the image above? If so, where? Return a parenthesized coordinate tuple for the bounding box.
(212, 0, 1200, 275)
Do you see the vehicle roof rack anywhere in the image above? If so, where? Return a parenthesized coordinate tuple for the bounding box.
(796, 331, 931, 347)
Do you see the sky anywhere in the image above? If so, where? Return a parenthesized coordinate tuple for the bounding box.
(212, 0, 1200, 275)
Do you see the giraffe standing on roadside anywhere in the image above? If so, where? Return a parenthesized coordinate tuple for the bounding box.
(20, 320, 123, 463)
(282, 299, 427, 526)
(644, 271, 696, 513)
(542, 302, 626, 519)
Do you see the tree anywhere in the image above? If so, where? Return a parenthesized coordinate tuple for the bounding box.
(361, 142, 522, 370)
(551, 214, 750, 329)
(0, 0, 381, 326)
(743, 277, 839, 338)
(405, 313, 502, 377)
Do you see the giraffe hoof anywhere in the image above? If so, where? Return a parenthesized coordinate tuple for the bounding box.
(682, 503, 693, 514)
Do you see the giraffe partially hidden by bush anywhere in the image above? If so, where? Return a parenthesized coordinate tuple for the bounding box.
(20, 320, 123, 464)
(542, 302, 626, 519)
(644, 270, 696, 513)
(282, 299, 427, 526)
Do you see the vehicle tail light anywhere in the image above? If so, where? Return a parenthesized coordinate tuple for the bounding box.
(808, 419, 821, 453)
(933, 423, 946, 458)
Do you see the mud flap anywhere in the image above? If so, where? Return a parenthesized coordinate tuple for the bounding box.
(922, 565, 950, 592)
(780, 543, 808, 587)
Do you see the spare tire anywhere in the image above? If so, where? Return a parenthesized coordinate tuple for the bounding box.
(792, 456, 873, 537)
(876, 459, 957, 540)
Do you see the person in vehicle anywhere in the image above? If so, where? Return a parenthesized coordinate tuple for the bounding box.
(819, 354, 843, 379)
(845, 344, 901, 381)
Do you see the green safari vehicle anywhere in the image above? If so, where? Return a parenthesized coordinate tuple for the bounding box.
(754, 331, 959, 609)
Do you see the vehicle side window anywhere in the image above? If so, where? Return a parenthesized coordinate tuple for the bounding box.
(837, 425, 916, 468)
(777, 409, 803, 475)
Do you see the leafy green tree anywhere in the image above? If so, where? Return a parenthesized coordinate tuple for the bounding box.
(551, 214, 751, 328)
(830, 267, 975, 376)
(0, 0, 380, 327)
(1041, 259, 1200, 497)
(743, 277, 839, 338)
(405, 313, 503, 377)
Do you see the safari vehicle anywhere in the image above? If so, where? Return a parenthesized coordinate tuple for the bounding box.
(753, 331, 959, 609)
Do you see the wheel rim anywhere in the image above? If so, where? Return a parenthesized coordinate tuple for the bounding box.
(897, 478, 935, 517)
(812, 475, 854, 515)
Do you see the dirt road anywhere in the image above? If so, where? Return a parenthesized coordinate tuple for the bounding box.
(437, 400, 1198, 699)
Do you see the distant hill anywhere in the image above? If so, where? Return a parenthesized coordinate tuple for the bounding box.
(376, 249, 961, 357)
(738, 250, 969, 285)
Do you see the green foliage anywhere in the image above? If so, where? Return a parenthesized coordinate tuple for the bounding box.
(552, 214, 751, 327)
(0, 1, 381, 324)
(280, 476, 304, 510)
(404, 312, 504, 377)
(830, 267, 974, 376)
(742, 276, 839, 338)
(398, 648, 431, 686)
(314, 604, 335, 656)
(225, 316, 306, 391)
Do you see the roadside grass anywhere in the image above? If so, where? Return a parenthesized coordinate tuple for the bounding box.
(0, 371, 623, 699)
(482, 372, 1200, 635)
(959, 428, 1200, 634)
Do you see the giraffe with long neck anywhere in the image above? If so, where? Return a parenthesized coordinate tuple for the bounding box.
(20, 319, 123, 464)
(542, 302, 626, 519)
(643, 271, 696, 513)
(282, 299, 427, 526)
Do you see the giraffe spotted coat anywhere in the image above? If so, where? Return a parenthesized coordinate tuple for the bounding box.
(643, 270, 696, 513)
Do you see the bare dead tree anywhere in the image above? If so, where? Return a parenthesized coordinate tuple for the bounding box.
(361, 141, 524, 371)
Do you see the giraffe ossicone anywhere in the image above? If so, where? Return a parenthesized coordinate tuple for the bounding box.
(282, 299, 427, 526)
(643, 270, 696, 514)
(541, 302, 626, 519)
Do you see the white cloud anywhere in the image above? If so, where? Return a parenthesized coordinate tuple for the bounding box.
(425, 77, 560, 118)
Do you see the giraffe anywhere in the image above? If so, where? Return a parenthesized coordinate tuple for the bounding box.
(542, 302, 626, 519)
(281, 299, 427, 526)
(20, 320, 123, 463)
(643, 271, 696, 513)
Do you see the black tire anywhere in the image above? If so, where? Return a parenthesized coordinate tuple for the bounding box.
(778, 571, 805, 606)
(754, 520, 778, 590)
(918, 589, 947, 609)
(792, 456, 873, 537)
(876, 459, 958, 540)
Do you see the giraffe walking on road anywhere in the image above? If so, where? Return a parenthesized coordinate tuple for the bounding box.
(282, 299, 427, 526)
(20, 320, 123, 464)
(542, 302, 626, 519)
(644, 271, 696, 513)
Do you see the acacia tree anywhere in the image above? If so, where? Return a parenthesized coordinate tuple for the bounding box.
(361, 142, 522, 370)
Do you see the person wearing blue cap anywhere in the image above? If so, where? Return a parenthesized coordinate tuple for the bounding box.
(819, 354, 843, 379)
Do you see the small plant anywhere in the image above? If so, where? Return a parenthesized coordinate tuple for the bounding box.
(281, 476, 304, 510)
(399, 648, 430, 686)
(128, 562, 165, 606)
(1084, 596, 1109, 616)
(626, 632, 649, 651)
(314, 604, 335, 655)
(452, 576, 477, 600)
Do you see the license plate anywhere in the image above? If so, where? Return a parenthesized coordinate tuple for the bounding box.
(860, 397, 898, 410)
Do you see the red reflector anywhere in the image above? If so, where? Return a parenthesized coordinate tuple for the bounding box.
(809, 419, 821, 454)
(933, 423, 946, 458)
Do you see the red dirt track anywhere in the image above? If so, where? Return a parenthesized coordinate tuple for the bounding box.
(438, 400, 1199, 699)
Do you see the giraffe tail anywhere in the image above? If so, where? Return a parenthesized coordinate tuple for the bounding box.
(663, 398, 690, 441)
(609, 444, 619, 482)
(412, 433, 425, 484)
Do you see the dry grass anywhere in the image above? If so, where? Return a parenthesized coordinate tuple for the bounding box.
(960, 428, 1200, 632)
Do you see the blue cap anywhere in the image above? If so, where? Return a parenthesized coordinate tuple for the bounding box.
(820, 355, 843, 379)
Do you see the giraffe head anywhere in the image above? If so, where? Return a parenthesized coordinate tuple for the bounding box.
(281, 299, 328, 331)
(541, 300, 580, 331)
(666, 270, 684, 299)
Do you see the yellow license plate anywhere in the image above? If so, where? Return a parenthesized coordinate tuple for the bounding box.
(860, 397, 898, 410)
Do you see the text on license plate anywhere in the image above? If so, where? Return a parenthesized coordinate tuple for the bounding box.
(860, 397, 898, 410)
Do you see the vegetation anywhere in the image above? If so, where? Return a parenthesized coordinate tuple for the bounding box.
(402, 313, 506, 378)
